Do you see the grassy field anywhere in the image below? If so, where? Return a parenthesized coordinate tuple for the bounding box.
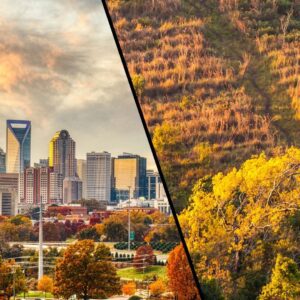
(117, 266, 166, 281)
(17, 291, 53, 298)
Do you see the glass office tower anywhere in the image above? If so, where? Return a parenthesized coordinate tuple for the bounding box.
(6, 120, 31, 173)
(113, 153, 147, 200)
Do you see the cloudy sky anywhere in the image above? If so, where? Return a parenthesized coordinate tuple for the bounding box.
(0, 0, 156, 169)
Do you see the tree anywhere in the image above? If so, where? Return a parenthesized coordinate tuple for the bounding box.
(0, 260, 26, 299)
(132, 74, 145, 99)
(259, 254, 300, 299)
(76, 226, 99, 241)
(37, 275, 53, 297)
(75, 199, 102, 213)
(167, 244, 201, 300)
(149, 279, 167, 297)
(133, 245, 155, 271)
(54, 240, 120, 300)
(103, 218, 127, 242)
(122, 281, 136, 296)
(181, 148, 300, 298)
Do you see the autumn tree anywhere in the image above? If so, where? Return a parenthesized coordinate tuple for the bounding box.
(133, 245, 155, 271)
(54, 240, 120, 300)
(149, 279, 167, 297)
(167, 244, 201, 300)
(37, 275, 53, 297)
(132, 74, 145, 100)
(259, 254, 300, 299)
(122, 281, 136, 296)
(181, 148, 300, 298)
(0, 260, 27, 298)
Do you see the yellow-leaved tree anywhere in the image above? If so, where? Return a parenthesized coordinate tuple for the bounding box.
(181, 147, 300, 299)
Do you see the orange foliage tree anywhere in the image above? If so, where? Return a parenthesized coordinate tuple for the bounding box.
(149, 279, 167, 297)
(122, 281, 136, 296)
(133, 245, 155, 271)
(167, 244, 200, 300)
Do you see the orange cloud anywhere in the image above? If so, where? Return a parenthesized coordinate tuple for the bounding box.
(0, 52, 27, 92)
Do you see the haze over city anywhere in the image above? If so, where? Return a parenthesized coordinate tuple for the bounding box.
(0, 0, 156, 169)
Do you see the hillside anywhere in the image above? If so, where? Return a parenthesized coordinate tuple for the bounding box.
(107, 0, 300, 211)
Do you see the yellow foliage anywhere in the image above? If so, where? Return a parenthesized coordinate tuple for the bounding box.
(149, 279, 166, 296)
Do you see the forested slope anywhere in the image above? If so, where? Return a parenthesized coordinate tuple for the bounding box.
(108, 0, 300, 211)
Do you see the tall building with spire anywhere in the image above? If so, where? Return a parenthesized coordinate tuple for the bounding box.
(49, 130, 76, 179)
(6, 120, 31, 173)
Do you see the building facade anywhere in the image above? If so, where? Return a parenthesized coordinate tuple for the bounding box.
(77, 159, 87, 199)
(146, 170, 165, 200)
(20, 167, 53, 205)
(63, 177, 82, 204)
(113, 153, 147, 200)
(0, 173, 18, 216)
(6, 120, 31, 173)
(87, 152, 111, 205)
(0, 148, 5, 173)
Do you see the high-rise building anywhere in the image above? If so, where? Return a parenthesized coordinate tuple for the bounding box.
(77, 159, 87, 199)
(146, 170, 165, 200)
(0, 148, 6, 173)
(6, 120, 31, 173)
(0, 173, 18, 216)
(87, 152, 111, 205)
(63, 177, 82, 204)
(20, 167, 53, 205)
(113, 153, 147, 200)
(49, 130, 76, 179)
(49, 172, 63, 203)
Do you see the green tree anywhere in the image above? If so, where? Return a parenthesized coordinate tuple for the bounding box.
(259, 254, 300, 300)
(77, 226, 99, 241)
(54, 240, 120, 300)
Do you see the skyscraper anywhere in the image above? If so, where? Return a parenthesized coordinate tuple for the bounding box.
(6, 120, 31, 173)
(49, 130, 76, 203)
(87, 152, 111, 205)
(77, 159, 87, 199)
(113, 153, 147, 200)
(0, 148, 5, 173)
(49, 130, 76, 178)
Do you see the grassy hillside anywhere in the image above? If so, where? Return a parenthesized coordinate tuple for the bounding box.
(108, 0, 300, 211)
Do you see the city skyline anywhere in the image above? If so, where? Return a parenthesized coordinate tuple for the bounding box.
(0, 0, 156, 170)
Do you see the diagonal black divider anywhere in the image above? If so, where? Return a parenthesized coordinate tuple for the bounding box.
(101, 1, 205, 299)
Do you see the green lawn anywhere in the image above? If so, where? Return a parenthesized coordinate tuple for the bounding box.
(17, 291, 53, 298)
(117, 265, 166, 281)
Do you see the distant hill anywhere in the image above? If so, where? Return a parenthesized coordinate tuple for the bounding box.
(108, 0, 300, 211)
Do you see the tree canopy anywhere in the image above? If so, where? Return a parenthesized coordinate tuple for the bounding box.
(181, 148, 300, 298)
(54, 240, 120, 300)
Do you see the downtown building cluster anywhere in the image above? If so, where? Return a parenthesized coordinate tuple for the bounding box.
(0, 120, 166, 215)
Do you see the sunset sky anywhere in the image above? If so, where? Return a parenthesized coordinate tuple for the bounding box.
(0, 0, 156, 169)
